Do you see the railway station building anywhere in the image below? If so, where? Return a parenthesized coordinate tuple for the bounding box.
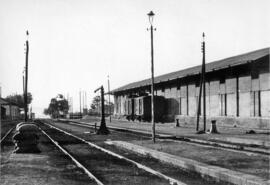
(111, 48, 269, 130)
(0, 98, 21, 120)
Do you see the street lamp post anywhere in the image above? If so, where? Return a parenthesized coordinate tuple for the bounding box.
(24, 31, 29, 122)
(147, 11, 156, 143)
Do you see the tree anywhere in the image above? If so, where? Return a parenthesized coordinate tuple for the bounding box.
(44, 94, 69, 118)
(90, 95, 101, 110)
(5, 93, 32, 108)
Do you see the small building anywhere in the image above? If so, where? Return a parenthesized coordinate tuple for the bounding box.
(111, 48, 270, 130)
(0, 98, 21, 120)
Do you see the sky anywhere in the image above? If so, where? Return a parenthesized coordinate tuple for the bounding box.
(0, 0, 269, 117)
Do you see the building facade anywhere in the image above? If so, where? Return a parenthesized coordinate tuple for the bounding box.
(112, 48, 270, 130)
(0, 98, 21, 120)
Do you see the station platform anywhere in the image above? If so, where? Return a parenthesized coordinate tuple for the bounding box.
(79, 117, 270, 148)
(64, 117, 270, 185)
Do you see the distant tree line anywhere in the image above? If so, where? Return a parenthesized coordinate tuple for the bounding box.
(5, 93, 33, 108)
(43, 94, 69, 118)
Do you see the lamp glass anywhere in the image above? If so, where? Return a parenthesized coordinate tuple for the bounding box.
(147, 11, 155, 25)
(26, 30, 29, 41)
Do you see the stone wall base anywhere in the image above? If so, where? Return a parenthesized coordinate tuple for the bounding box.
(174, 115, 270, 130)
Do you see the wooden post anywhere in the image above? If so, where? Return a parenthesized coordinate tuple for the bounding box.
(79, 90, 81, 118)
(24, 31, 29, 122)
(196, 33, 206, 133)
(202, 33, 206, 132)
(108, 75, 111, 122)
(196, 73, 203, 131)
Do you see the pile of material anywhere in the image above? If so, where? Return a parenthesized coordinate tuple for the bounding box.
(12, 123, 40, 153)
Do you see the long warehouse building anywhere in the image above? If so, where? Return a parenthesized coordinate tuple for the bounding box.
(111, 48, 269, 130)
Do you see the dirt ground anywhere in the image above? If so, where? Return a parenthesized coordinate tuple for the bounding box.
(0, 127, 96, 185)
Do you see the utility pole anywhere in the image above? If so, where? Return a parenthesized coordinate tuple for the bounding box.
(82, 90, 85, 112)
(71, 96, 73, 113)
(85, 91, 87, 109)
(79, 90, 82, 117)
(196, 73, 202, 131)
(24, 31, 29, 122)
(202, 33, 206, 132)
(94, 85, 110, 135)
(107, 75, 111, 122)
(0, 83, 1, 123)
(147, 11, 156, 143)
(85, 91, 87, 110)
(196, 33, 206, 132)
(23, 75, 25, 94)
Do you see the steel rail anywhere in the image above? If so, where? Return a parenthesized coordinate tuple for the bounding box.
(0, 126, 15, 144)
(39, 127, 104, 185)
(54, 120, 270, 156)
(42, 120, 186, 185)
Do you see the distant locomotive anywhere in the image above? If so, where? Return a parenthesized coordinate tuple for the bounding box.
(124, 95, 165, 123)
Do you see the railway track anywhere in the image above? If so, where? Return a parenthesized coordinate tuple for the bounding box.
(0, 126, 15, 144)
(55, 119, 270, 156)
(36, 120, 186, 185)
(37, 119, 230, 185)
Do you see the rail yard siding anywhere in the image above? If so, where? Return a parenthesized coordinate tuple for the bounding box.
(113, 48, 270, 129)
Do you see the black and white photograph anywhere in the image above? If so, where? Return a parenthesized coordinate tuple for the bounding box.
(0, 0, 269, 184)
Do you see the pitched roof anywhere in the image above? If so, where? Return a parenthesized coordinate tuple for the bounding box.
(111, 47, 269, 94)
(0, 97, 20, 106)
(0, 98, 8, 104)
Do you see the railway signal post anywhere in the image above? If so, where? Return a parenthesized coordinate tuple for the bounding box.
(94, 85, 110, 135)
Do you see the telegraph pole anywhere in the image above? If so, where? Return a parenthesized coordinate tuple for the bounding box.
(196, 72, 202, 131)
(107, 75, 111, 122)
(24, 31, 29, 122)
(82, 90, 85, 112)
(196, 33, 206, 132)
(202, 33, 206, 132)
(23, 75, 25, 93)
(71, 97, 73, 113)
(79, 90, 82, 117)
(85, 91, 87, 110)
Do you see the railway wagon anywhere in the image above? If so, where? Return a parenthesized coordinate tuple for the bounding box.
(133, 95, 165, 122)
